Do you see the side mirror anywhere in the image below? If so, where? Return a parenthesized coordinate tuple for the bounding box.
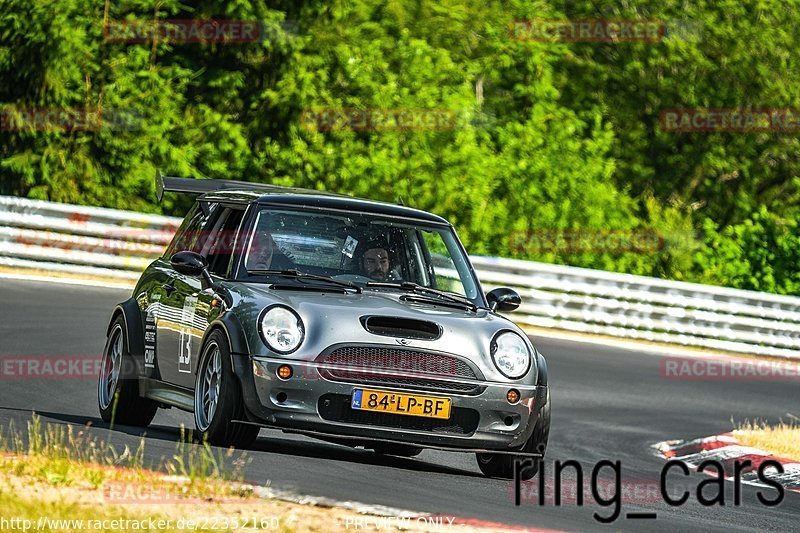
(486, 287, 521, 312)
(170, 251, 213, 288)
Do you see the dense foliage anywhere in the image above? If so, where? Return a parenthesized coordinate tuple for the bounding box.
(1, 0, 798, 294)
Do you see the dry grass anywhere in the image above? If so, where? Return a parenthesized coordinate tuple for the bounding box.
(734, 418, 800, 460)
(0, 414, 507, 532)
(0, 415, 280, 532)
(0, 414, 251, 486)
(0, 479, 248, 533)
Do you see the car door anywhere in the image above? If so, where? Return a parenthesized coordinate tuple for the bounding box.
(160, 204, 247, 389)
(156, 201, 219, 387)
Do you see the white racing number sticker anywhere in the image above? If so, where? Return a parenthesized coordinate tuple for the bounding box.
(178, 295, 198, 373)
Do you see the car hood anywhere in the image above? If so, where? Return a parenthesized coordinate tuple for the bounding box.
(225, 283, 536, 383)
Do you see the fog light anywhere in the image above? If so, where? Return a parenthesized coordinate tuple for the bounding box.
(277, 365, 293, 380)
(507, 389, 520, 404)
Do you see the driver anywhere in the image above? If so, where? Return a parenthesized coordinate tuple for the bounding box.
(248, 230, 294, 271)
(362, 240, 401, 281)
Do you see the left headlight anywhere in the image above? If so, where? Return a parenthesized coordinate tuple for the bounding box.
(259, 306, 305, 354)
(491, 331, 531, 379)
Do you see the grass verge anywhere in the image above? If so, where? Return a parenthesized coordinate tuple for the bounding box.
(734, 418, 800, 460)
(0, 414, 502, 532)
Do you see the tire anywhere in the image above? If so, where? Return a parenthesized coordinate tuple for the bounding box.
(476, 389, 550, 480)
(194, 330, 259, 449)
(371, 444, 423, 458)
(98, 316, 158, 427)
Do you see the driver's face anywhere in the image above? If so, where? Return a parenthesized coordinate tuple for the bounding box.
(251, 232, 274, 268)
(363, 248, 390, 280)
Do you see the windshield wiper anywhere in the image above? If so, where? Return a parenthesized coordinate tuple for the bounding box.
(248, 269, 362, 293)
(365, 281, 477, 311)
(399, 294, 479, 312)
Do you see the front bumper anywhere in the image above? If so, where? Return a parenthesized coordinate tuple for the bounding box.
(235, 355, 546, 451)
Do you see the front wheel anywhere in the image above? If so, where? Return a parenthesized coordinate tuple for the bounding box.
(194, 331, 259, 448)
(476, 389, 550, 480)
(98, 316, 158, 427)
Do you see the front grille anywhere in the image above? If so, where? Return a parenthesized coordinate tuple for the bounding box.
(317, 345, 483, 395)
(318, 394, 479, 436)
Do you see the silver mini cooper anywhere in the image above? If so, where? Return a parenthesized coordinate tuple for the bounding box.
(98, 174, 550, 479)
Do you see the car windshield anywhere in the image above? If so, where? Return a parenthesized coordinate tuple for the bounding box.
(239, 207, 482, 304)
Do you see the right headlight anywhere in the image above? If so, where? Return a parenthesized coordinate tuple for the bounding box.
(490, 331, 531, 379)
(259, 306, 305, 354)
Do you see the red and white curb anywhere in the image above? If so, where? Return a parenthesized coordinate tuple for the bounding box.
(653, 433, 800, 494)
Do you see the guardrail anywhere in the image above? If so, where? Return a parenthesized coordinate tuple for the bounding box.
(1, 195, 798, 359)
(0, 196, 177, 280)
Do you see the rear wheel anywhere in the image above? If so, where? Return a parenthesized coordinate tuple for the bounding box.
(98, 316, 158, 427)
(476, 389, 550, 480)
(194, 330, 259, 448)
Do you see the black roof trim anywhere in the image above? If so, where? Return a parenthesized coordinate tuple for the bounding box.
(155, 171, 449, 224)
(254, 196, 449, 224)
(155, 171, 347, 202)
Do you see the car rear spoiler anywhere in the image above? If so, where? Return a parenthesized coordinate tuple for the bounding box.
(155, 170, 274, 202)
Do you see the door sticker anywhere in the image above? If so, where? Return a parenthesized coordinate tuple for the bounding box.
(144, 294, 161, 369)
(342, 235, 358, 258)
(178, 295, 198, 373)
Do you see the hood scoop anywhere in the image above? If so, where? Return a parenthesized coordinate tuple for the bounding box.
(360, 316, 442, 341)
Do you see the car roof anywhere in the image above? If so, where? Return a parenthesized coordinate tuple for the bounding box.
(198, 186, 451, 225)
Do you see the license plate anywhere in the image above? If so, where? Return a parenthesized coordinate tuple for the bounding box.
(351, 388, 451, 420)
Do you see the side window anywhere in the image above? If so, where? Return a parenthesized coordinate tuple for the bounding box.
(162, 202, 218, 259)
(163, 203, 201, 258)
(206, 207, 246, 277)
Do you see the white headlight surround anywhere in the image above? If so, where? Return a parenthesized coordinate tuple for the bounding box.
(490, 331, 531, 379)
(259, 305, 305, 354)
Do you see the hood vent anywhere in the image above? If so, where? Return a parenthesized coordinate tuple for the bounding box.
(361, 316, 442, 341)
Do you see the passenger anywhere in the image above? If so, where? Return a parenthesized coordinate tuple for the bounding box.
(361, 240, 402, 281)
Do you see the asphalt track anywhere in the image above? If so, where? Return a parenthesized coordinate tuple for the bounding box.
(0, 278, 798, 532)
